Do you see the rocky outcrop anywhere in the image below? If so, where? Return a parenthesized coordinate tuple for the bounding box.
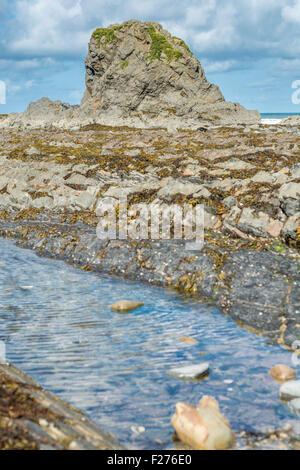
(0, 20, 260, 130)
(80, 20, 260, 129)
(281, 116, 300, 126)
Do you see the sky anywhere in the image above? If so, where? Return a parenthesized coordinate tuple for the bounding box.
(1, 0, 300, 114)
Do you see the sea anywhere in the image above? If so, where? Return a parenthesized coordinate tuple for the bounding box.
(260, 112, 300, 125)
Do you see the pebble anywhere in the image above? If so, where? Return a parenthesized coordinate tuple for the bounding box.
(171, 396, 236, 450)
(167, 363, 209, 380)
(279, 380, 300, 400)
(179, 336, 198, 345)
(287, 398, 300, 417)
(269, 364, 296, 382)
(110, 300, 144, 312)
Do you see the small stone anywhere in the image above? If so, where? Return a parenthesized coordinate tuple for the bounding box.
(287, 398, 300, 417)
(223, 195, 237, 209)
(26, 146, 41, 156)
(167, 363, 209, 381)
(179, 336, 198, 345)
(38, 419, 48, 427)
(291, 163, 300, 179)
(282, 213, 300, 240)
(269, 364, 296, 382)
(251, 171, 275, 184)
(267, 219, 283, 238)
(216, 158, 254, 171)
(280, 380, 300, 400)
(110, 300, 144, 312)
(282, 424, 292, 433)
(130, 425, 145, 434)
(171, 396, 236, 450)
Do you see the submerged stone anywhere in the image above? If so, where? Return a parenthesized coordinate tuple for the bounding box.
(287, 398, 300, 418)
(280, 380, 300, 401)
(269, 364, 296, 383)
(171, 396, 236, 450)
(179, 336, 198, 345)
(167, 363, 209, 380)
(110, 300, 144, 312)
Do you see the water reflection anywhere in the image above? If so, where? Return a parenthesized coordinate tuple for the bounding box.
(0, 238, 298, 449)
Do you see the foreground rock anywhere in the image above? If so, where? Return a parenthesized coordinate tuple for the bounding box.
(167, 363, 209, 381)
(269, 365, 296, 383)
(110, 300, 144, 312)
(287, 398, 300, 417)
(0, 20, 259, 130)
(0, 362, 123, 450)
(280, 380, 300, 401)
(171, 396, 236, 450)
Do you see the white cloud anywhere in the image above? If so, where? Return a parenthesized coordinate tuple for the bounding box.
(275, 58, 300, 75)
(9, 0, 88, 56)
(282, 0, 300, 23)
(1, 0, 300, 75)
(201, 59, 237, 73)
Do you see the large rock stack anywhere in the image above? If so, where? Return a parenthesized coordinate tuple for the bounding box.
(0, 20, 260, 129)
(80, 20, 260, 128)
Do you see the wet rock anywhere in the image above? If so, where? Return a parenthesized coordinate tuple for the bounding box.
(31, 196, 54, 210)
(193, 186, 211, 200)
(171, 396, 236, 450)
(269, 364, 296, 382)
(216, 158, 254, 171)
(251, 171, 276, 184)
(73, 188, 98, 210)
(167, 363, 209, 380)
(64, 173, 97, 187)
(26, 146, 41, 156)
(279, 182, 300, 216)
(110, 300, 144, 312)
(223, 196, 237, 209)
(291, 163, 300, 179)
(157, 181, 200, 198)
(0, 176, 8, 191)
(287, 398, 300, 417)
(280, 380, 300, 401)
(282, 213, 300, 240)
(238, 207, 270, 237)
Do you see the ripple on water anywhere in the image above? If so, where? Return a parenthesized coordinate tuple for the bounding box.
(0, 238, 298, 450)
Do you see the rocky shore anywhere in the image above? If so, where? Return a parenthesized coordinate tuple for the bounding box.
(0, 122, 299, 350)
(0, 361, 123, 450)
(0, 19, 299, 451)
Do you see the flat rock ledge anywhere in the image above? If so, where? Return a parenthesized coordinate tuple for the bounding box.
(0, 362, 124, 450)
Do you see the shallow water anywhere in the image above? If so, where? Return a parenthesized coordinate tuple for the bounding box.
(0, 238, 298, 449)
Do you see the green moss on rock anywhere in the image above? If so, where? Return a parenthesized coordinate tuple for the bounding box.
(148, 26, 183, 64)
(92, 25, 125, 46)
(172, 36, 192, 54)
(121, 60, 129, 69)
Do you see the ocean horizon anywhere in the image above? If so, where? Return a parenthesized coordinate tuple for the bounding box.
(260, 112, 299, 124)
